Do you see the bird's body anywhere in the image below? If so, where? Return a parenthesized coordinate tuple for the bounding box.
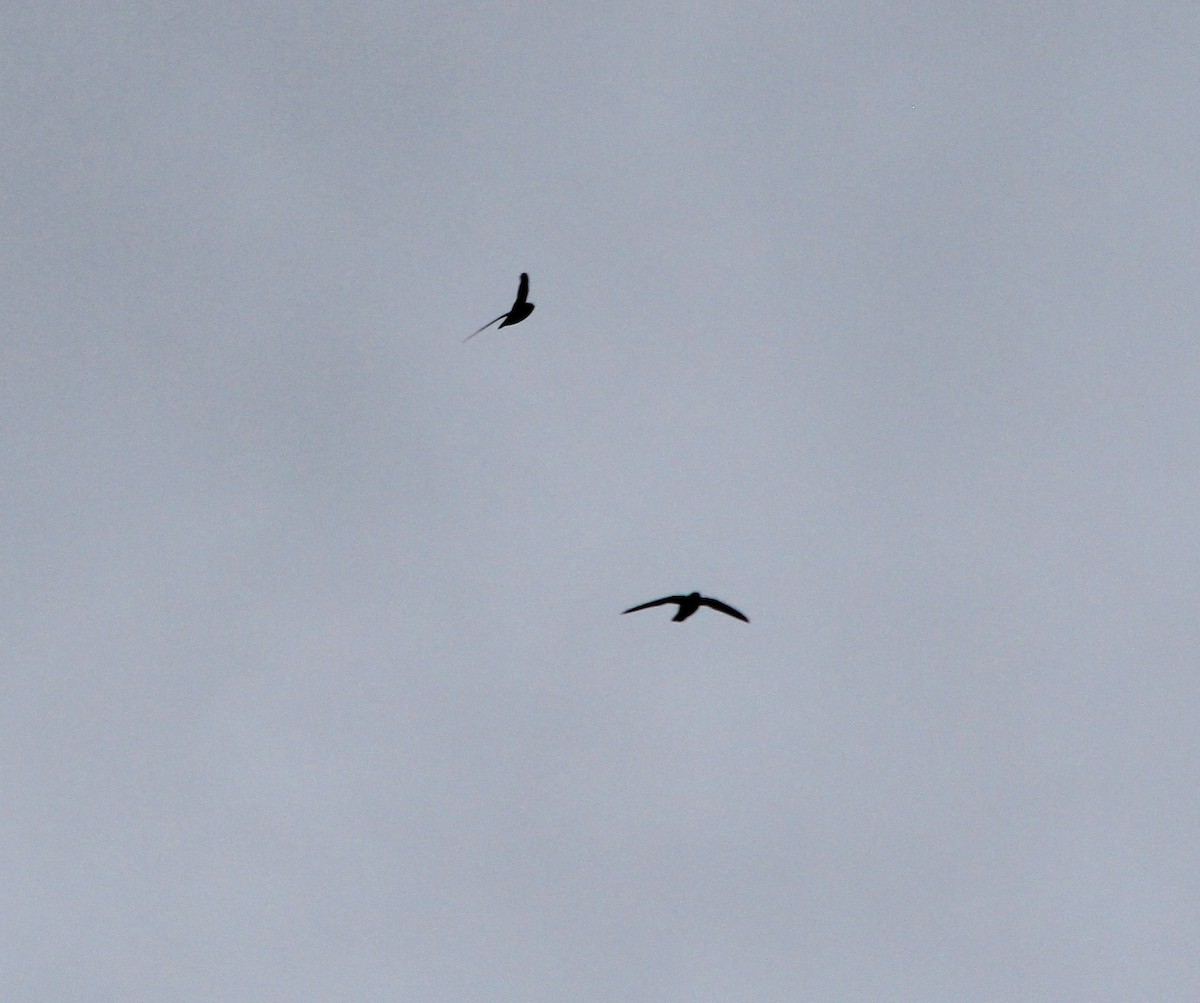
(465, 273, 535, 341)
(621, 592, 749, 623)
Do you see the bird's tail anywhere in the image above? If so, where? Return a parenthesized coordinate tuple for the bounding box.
(463, 314, 508, 341)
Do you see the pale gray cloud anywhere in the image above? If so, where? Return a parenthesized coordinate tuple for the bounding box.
(4, 3, 1199, 998)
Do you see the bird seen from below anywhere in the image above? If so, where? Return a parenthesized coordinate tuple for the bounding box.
(464, 272, 535, 341)
(622, 592, 749, 623)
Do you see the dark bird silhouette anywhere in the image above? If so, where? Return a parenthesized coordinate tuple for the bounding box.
(464, 273, 535, 341)
(622, 592, 749, 623)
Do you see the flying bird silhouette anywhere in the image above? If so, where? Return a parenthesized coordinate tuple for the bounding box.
(622, 592, 749, 623)
(464, 273, 535, 341)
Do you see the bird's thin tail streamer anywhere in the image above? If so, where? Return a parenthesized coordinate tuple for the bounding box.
(464, 314, 507, 341)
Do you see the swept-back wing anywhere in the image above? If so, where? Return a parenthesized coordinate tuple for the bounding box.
(698, 597, 749, 622)
(622, 595, 685, 615)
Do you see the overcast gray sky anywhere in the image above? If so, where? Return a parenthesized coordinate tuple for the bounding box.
(5, 3, 1200, 999)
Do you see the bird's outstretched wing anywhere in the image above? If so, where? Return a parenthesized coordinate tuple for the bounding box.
(513, 272, 529, 307)
(699, 597, 749, 622)
(622, 595, 685, 615)
(464, 313, 509, 341)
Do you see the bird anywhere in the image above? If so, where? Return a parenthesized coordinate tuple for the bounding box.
(621, 592, 749, 623)
(464, 273, 535, 341)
